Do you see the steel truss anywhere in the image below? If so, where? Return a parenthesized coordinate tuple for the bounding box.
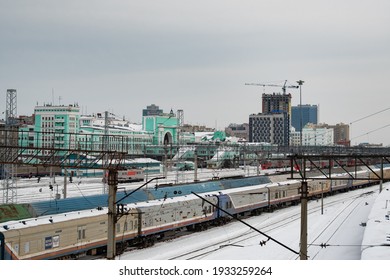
(288, 154, 390, 181)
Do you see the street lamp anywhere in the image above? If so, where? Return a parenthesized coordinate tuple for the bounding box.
(296, 80, 304, 147)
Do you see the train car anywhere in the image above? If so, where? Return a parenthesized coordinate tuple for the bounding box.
(267, 182, 301, 208)
(117, 168, 144, 183)
(1, 165, 62, 179)
(308, 180, 331, 197)
(135, 195, 219, 243)
(0, 194, 219, 259)
(0, 209, 114, 259)
(220, 185, 269, 217)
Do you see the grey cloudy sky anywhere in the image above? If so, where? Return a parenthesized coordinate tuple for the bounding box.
(1, 0, 390, 145)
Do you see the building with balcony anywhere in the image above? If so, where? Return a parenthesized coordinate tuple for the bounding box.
(249, 112, 289, 146)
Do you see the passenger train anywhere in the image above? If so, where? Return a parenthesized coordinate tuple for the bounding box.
(1, 166, 389, 260)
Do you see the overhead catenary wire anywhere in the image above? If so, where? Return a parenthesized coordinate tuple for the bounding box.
(310, 243, 389, 248)
(351, 123, 390, 141)
(348, 107, 390, 143)
(299, 106, 390, 145)
(349, 107, 390, 125)
(191, 191, 300, 256)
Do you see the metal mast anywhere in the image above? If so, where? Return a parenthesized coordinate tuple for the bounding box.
(103, 111, 110, 194)
(176, 109, 184, 183)
(2, 89, 18, 204)
(177, 109, 184, 144)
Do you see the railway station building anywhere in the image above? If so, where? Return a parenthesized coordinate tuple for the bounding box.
(17, 103, 195, 156)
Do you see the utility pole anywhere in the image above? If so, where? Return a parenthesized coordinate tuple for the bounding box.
(177, 109, 184, 145)
(103, 111, 109, 194)
(297, 154, 308, 260)
(2, 89, 18, 204)
(109, 176, 165, 259)
(321, 182, 324, 215)
(194, 148, 198, 182)
(63, 168, 67, 199)
(380, 157, 384, 193)
(106, 169, 118, 260)
(300, 180, 308, 260)
(296, 80, 304, 147)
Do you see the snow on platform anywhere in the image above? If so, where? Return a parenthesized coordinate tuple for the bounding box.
(361, 184, 390, 259)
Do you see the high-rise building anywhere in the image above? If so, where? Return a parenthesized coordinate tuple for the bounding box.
(291, 104, 318, 132)
(249, 112, 289, 146)
(249, 93, 291, 145)
(262, 93, 292, 116)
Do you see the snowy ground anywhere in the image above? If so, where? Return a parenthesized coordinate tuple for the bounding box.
(118, 183, 389, 260)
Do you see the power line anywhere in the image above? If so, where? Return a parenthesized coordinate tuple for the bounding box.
(351, 123, 390, 141)
(191, 191, 300, 256)
(310, 243, 389, 248)
(349, 107, 390, 125)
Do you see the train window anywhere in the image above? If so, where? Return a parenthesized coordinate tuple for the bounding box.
(116, 224, 121, 233)
(13, 243, 19, 254)
(275, 192, 279, 199)
(77, 226, 86, 240)
(24, 242, 30, 254)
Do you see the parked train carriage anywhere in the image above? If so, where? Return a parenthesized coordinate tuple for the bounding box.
(0, 210, 108, 260)
(366, 167, 390, 182)
(5, 165, 62, 179)
(224, 186, 269, 217)
(117, 169, 144, 183)
(307, 180, 331, 197)
(137, 195, 219, 237)
(330, 177, 351, 192)
(0, 207, 144, 260)
(267, 181, 301, 207)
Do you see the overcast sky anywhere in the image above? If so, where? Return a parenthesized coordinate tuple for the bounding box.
(1, 0, 389, 145)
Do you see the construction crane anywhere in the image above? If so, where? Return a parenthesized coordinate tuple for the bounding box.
(245, 80, 299, 94)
